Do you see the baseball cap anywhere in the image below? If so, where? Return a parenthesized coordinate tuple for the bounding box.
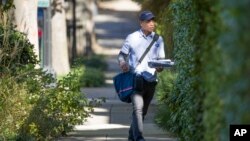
(139, 11, 155, 21)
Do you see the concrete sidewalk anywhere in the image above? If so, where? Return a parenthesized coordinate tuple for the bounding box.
(58, 87, 175, 141)
(58, 0, 177, 140)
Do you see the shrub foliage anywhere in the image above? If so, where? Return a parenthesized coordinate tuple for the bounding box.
(0, 3, 93, 140)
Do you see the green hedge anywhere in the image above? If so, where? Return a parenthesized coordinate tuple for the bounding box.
(149, 0, 250, 141)
(213, 1, 250, 140)
(168, 1, 204, 140)
(155, 70, 177, 133)
(198, 1, 223, 141)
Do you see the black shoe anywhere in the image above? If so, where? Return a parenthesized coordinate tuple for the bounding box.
(128, 137, 134, 141)
(137, 137, 145, 141)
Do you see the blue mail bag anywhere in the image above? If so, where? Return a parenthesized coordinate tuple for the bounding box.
(113, 71, 135, 103)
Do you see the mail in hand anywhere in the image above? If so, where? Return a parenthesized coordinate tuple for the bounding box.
(148, 59, 174, 68)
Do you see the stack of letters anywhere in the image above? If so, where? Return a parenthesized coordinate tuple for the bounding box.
(148, 59, 174, 68)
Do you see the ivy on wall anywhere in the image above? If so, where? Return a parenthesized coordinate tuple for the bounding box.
(154, 0, 250, 141)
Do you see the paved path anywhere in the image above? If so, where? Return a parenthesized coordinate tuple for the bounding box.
(58, 0, 177, 141)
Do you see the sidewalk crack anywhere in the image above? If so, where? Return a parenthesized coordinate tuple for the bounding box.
(109, 104, 113, 124)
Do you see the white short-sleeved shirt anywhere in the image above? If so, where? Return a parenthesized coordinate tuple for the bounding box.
(120, 29, 165, 82)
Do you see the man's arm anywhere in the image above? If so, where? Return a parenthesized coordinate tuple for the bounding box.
(118, 51, 129, 72)
(156, 67, 163, 72)
(156, 36, 165, 73)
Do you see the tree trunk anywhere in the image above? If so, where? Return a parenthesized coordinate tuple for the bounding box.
(51, 0, 70, 75)
(13, 0, 39, 61)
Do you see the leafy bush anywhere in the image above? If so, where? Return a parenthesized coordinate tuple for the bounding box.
(0, 65, 93, 140)
(0, 75, 31, 140)
(72, 55, 106, 87)
(0, 3, 93, 140)
(80, 67, 105, 87)
(16, 67, 92, 140)
(0, 23, 38, 74)
(74, 55, 107, 71)
(70, 66, 105, 88)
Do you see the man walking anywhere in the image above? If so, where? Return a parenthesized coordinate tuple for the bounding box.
(117, 11, 165, 141)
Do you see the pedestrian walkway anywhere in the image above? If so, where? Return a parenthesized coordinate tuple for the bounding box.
(58, 0, 177, 140)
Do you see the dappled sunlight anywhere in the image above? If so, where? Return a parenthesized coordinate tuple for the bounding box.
(98, 0, 141, 11)
(105, 79, 114, 85)
(94, 14, 128, 23)
(93, 1, 140, 56)
(75, 124, 129, 131)
(83, 107, 110, 125)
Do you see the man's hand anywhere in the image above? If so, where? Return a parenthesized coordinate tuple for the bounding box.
(119, 61, 129, 72)
(156, 67, 163, 73)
